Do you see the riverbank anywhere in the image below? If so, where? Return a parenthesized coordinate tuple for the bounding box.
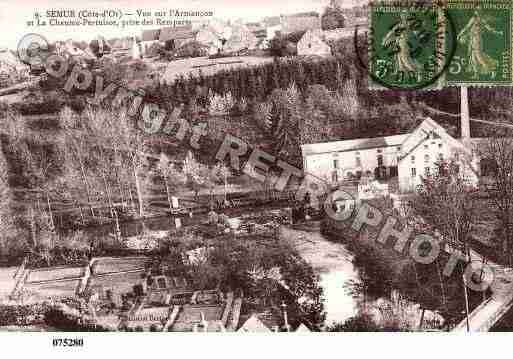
(279, 222, 360, 326)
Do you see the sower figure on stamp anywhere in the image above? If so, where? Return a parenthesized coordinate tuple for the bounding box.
(382, 12, 421, 82)
(457, 9, 503, 79)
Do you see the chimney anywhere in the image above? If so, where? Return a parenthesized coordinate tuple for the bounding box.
(461, 86, 471, 141)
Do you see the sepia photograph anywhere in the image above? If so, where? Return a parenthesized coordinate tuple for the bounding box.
(0, 0, 513, 356)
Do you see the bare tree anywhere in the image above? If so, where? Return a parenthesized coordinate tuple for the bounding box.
(482, 136, 513, 265)
(157, 153, 186, 212)
(411, 158, 479, 328)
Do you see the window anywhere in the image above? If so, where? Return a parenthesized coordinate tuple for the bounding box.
(377, 149, 382, 153)
(424, 144, 429, 149)
(333, 159, 339, 169)
(424, 154, 430, 163)
(425, 167, 430, 176)
(411, 156, 415, 163)
(438, 143, 442, 149)
(397, 146, 401, 151)
(411, 168, 416, 177)
(355, 153, 361, 167)
(332, 171, 338, 183)
(377, 154, 384, 167)
(308, 43, 312, 48)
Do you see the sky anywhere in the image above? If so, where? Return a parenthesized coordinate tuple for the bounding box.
(0, 0, 365, 50)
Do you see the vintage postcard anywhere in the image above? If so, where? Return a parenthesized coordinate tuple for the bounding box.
(1, 1, 513, 355)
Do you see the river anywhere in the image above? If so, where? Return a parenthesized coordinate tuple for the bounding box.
(279, 224, 361, 325)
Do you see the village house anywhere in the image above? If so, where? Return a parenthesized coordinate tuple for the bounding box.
(141, 29, 161, 56)
(280, 11, 321, 35)
(297, 24, 369, 57)
(223, 24, 259, 54)
(131, 38, 143, 60)
(159, 25, 195, 51)
(297, 29, 332, 57)
(263, 16, 282, 41)
(195, 26, 224, 55)
(0, 48, 28, 87)
(301, 117, 481, 193)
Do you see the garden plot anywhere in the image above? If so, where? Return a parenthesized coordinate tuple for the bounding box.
(0, 267, 18, 298)
(23, 279, 81, 299)
(87, 270, 146, 295)
(91, 257, 152, 275)
(25, 266, 85, 283)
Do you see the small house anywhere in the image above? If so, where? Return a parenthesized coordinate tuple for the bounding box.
(297, 29, 331, 57)
(280, 12, 321, 35)
(263, 16, 282, 41)
(159, 25, 195, 51)
(195, 26, 223, 55)
(0, 48, 28, 86)
(141, 29, 161, 56)
(131, 38, 143, 60)
(224, 24, 259, 54)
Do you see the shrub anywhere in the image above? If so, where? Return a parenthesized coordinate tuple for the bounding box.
(175, 41, 208, 58)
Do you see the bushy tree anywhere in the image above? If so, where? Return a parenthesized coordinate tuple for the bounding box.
(321, 5, 346, 30)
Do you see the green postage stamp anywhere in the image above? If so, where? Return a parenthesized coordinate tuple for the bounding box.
(369, 2, 450, 90)
(446, 0, 513, 86)
(368, 0, 513, 89)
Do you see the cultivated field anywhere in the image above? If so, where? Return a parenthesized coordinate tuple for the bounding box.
(91, 257, 152, 275)
(160, 56, 273, 84)
(23, 279, 81, 299)
(25, 266, 85, 283)
(87, 270, 146, 294)
(0, 267, 18, 298)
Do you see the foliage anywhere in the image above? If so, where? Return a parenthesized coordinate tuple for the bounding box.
(175, 41, 208, 58)
(162, 235, 325, 329)
(269, 36, 297, 57)
(482, 136, 513, 265)
(208, 91, 235, 116)
(321, 4, 346, 30)
(327, 313, 379, 331)
(411, 159, 478, 255)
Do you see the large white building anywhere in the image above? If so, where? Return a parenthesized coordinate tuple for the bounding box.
(301, 117, 481, 193)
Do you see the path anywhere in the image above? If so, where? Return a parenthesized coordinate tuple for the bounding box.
(452, 247, 513, 332)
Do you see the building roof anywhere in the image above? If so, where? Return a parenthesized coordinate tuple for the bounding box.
(281, 12, 321, 34)
(295, 323, 311, 332)
(398, 117, 471, 159)
(301, 134, 409, 156)
(0, 49, 27, 71)
(141, 29, 161, 42)
(264, 16, 281, 27)
(245, 22, 264, 32)
(238, 314, 273, 332)
(159, 25, 194, 42)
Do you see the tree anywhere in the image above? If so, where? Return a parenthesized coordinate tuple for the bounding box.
(321, 5, 346, 31)
(0, 144, 20, 259)
(482, 135, 513, 265)
(182, 151, 210, 199)
(412, 159, 477, 257)
(157, 153, 186, 212)
(411, 158, 479, 327)
(211, 162, 231, 203)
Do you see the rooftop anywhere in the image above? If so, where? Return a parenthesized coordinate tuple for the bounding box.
(141, 29, 161, 42)
(301, 134, 409, 156)
(159, 25, 194, 42)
